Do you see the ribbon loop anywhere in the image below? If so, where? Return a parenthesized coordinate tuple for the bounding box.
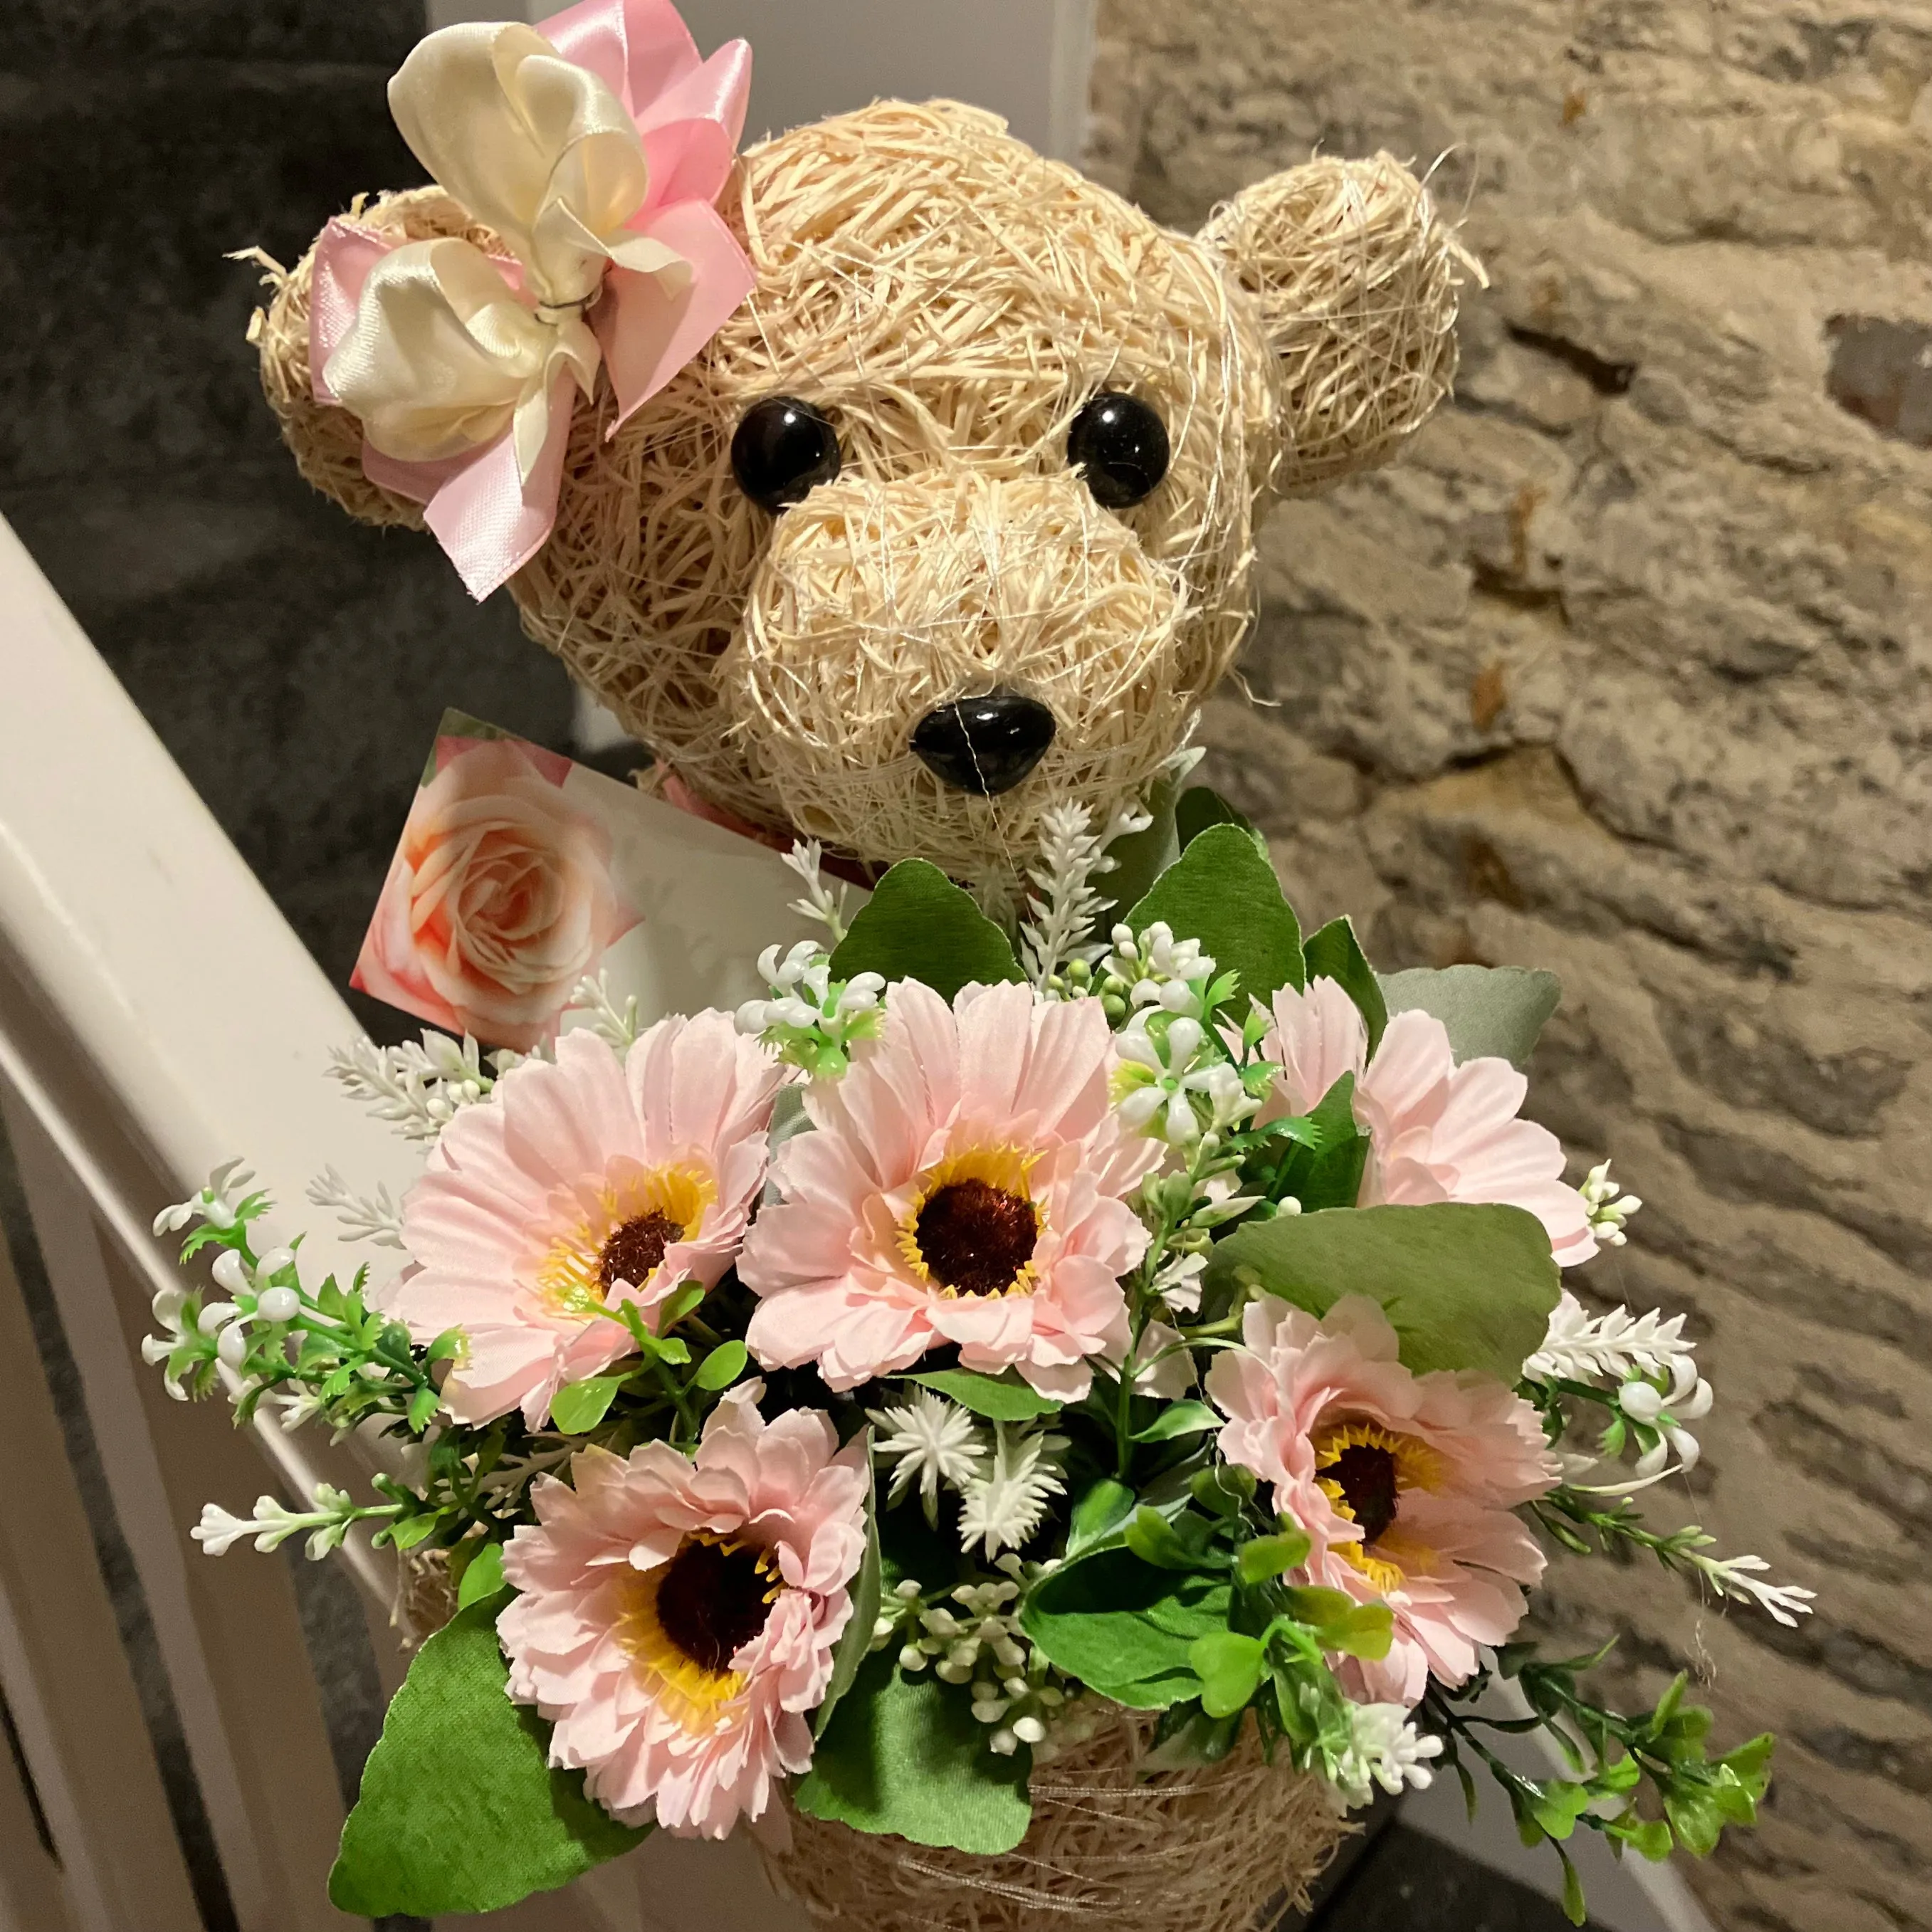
(310, 0, 755, 599)
(326, 237, 602, 481)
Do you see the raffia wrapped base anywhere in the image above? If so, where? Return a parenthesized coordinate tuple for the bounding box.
(762, 1711, 1349, 1932)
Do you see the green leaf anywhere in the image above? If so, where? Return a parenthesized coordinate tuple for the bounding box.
(1190, 1465, 1256, 1518)
(1124, 1507, 1212, 1570)
(1067, 1478, 1138, 1556)
(691, 1339, 748, 1392)
(1303, 917, 1388, 1056)
(406, 1383, 441, 1432)
(814, 1452, 882, 1739)
(908, 1367, 1060, 1421)
(1145, 1703, 1244, 1768)
(793, 1649, 1031, 1852)
(1127, 824, 1305, 1001)
(656, 1279, 708, 1328)
(1557, 1843, 1587, 1926)
(329, 1594, 646, 1917)
(1021, 1548, 1231, 1706)
(1202, 1201, 1561, 1385)
(1377, 964, 1562, 1070)
(828, 859, 1023, 1002)
(1236, 1530, 1311, 1585)
(1174, 785, 1264, 854)
(456, 1542, 506, 1611)
(550, 1375, 626, 1435)
(1270, 1073, 1370, 1212)
(1130, 1401, 1221, 1443)
(1189, 1632, 1266, 1719)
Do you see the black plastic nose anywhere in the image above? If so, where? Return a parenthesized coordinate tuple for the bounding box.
(910, 691, 1056, 797)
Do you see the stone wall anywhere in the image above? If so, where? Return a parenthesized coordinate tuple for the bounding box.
(1088, 5, 1932, 1928)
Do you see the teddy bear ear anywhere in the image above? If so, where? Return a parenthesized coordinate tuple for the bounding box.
(1199, 153, 1479, 495)
(241, 188, 475, 532)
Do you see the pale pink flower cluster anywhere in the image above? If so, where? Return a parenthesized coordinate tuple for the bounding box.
(742, 980, 1162, 1400)
(1260, 979, 1597, 1267)
(1209, 1294, 1557, 1706)
(500, 1388, 867, 1835)
(391, 1015, 784, 1426)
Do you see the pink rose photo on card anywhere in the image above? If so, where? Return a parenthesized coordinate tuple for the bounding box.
(354, 712, 844, 1049)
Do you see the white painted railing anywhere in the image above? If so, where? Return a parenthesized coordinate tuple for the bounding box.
(0, 518, 781, 1931)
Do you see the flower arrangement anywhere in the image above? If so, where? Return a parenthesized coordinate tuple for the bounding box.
(149, 793, 1812, 1924)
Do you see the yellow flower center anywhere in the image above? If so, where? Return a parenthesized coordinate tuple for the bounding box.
(1313, 1418, 1443, 1595)
(897, 1145, 1042, 1298)
(535, 1162, 717, 1319)
(614, 1533, 782, 1731)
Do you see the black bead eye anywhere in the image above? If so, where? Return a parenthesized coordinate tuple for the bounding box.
(730, 396, 841, 511)
(1066, 391, 1170, 509)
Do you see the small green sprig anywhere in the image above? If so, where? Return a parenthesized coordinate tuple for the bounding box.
(1533, 1487, 1815, 1625)
(150, 1181, 454, 1434)
(1422, 1644, 1775, 1924)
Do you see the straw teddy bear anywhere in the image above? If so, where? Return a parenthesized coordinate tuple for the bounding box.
(251, 4, 1471, 888)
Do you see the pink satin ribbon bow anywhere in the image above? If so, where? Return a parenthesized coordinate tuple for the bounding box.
(309, 0, 754, 599)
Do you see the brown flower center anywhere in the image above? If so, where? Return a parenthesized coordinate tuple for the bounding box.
(654, 1537, 777, 1676)
(915, 1178, 1039, 1298)
(598, 1210, 683, 1293)
(1327, 1444, 1400, 1546)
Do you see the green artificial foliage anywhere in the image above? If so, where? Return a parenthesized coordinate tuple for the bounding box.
(1172, 784, 1264, 854)
(1377, 962, 1562, 1069)
(793, 1649, 1034, 1852)
(329, 1593, 646, 1918)
(1020, 1546, 1232, 1708)
(1302, 916, 1388, 1054)
(1125, 823, 1305, 1002)
(1202, 1201, 1560, 1385)
(828, 859, 1023, 1000)
(908, 1367, 1062, 1419)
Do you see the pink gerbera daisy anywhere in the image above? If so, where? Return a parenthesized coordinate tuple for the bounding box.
(1208, 1293, 1556, 1706)
(741, 980, 1160, 1400)
(1261, 978, 1597, 1266)
(392, 1016, 784, 1426)
(499, 1387, 868, 1837)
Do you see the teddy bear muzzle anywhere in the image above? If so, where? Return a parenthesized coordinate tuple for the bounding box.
(723, 470, 1190, 879)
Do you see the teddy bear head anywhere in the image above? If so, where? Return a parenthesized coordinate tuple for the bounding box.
(256, 28, 1468, 888)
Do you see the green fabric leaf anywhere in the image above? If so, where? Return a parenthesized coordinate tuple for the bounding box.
(828, 860, 1022, 1001)
(1020, 1548, 1231, 1707)
(550, 1375, 626, 1434)
(1377, 964, 1562, 1070)
(1174, 785, 1264, 854)
(1188, 1632, 1265, 1719)
(329, 1594, 646, 1918)
(1235, 1530, 1310, 1584)
(1202, 1202, 1560, 1385)
(1066, 1477, 1137, 1555)
(793, 1649, 1032, 1852)
(1130, 1401, 1221, 1443)
(1127, 824, 1304, 1001)
(1303, 917, 1388, 1055)
(908, 1367, 1061, 1419)
(692, 1339, 748, 1391)
(454, 1542, 505, 1611)
(814, 1450, 882, 1739)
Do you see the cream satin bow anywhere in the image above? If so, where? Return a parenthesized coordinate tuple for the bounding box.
(324, 21, 689, 483)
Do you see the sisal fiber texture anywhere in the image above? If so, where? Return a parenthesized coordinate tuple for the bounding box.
(249, 101, 1470, 886)
(763, 1709, 1350, 1932)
